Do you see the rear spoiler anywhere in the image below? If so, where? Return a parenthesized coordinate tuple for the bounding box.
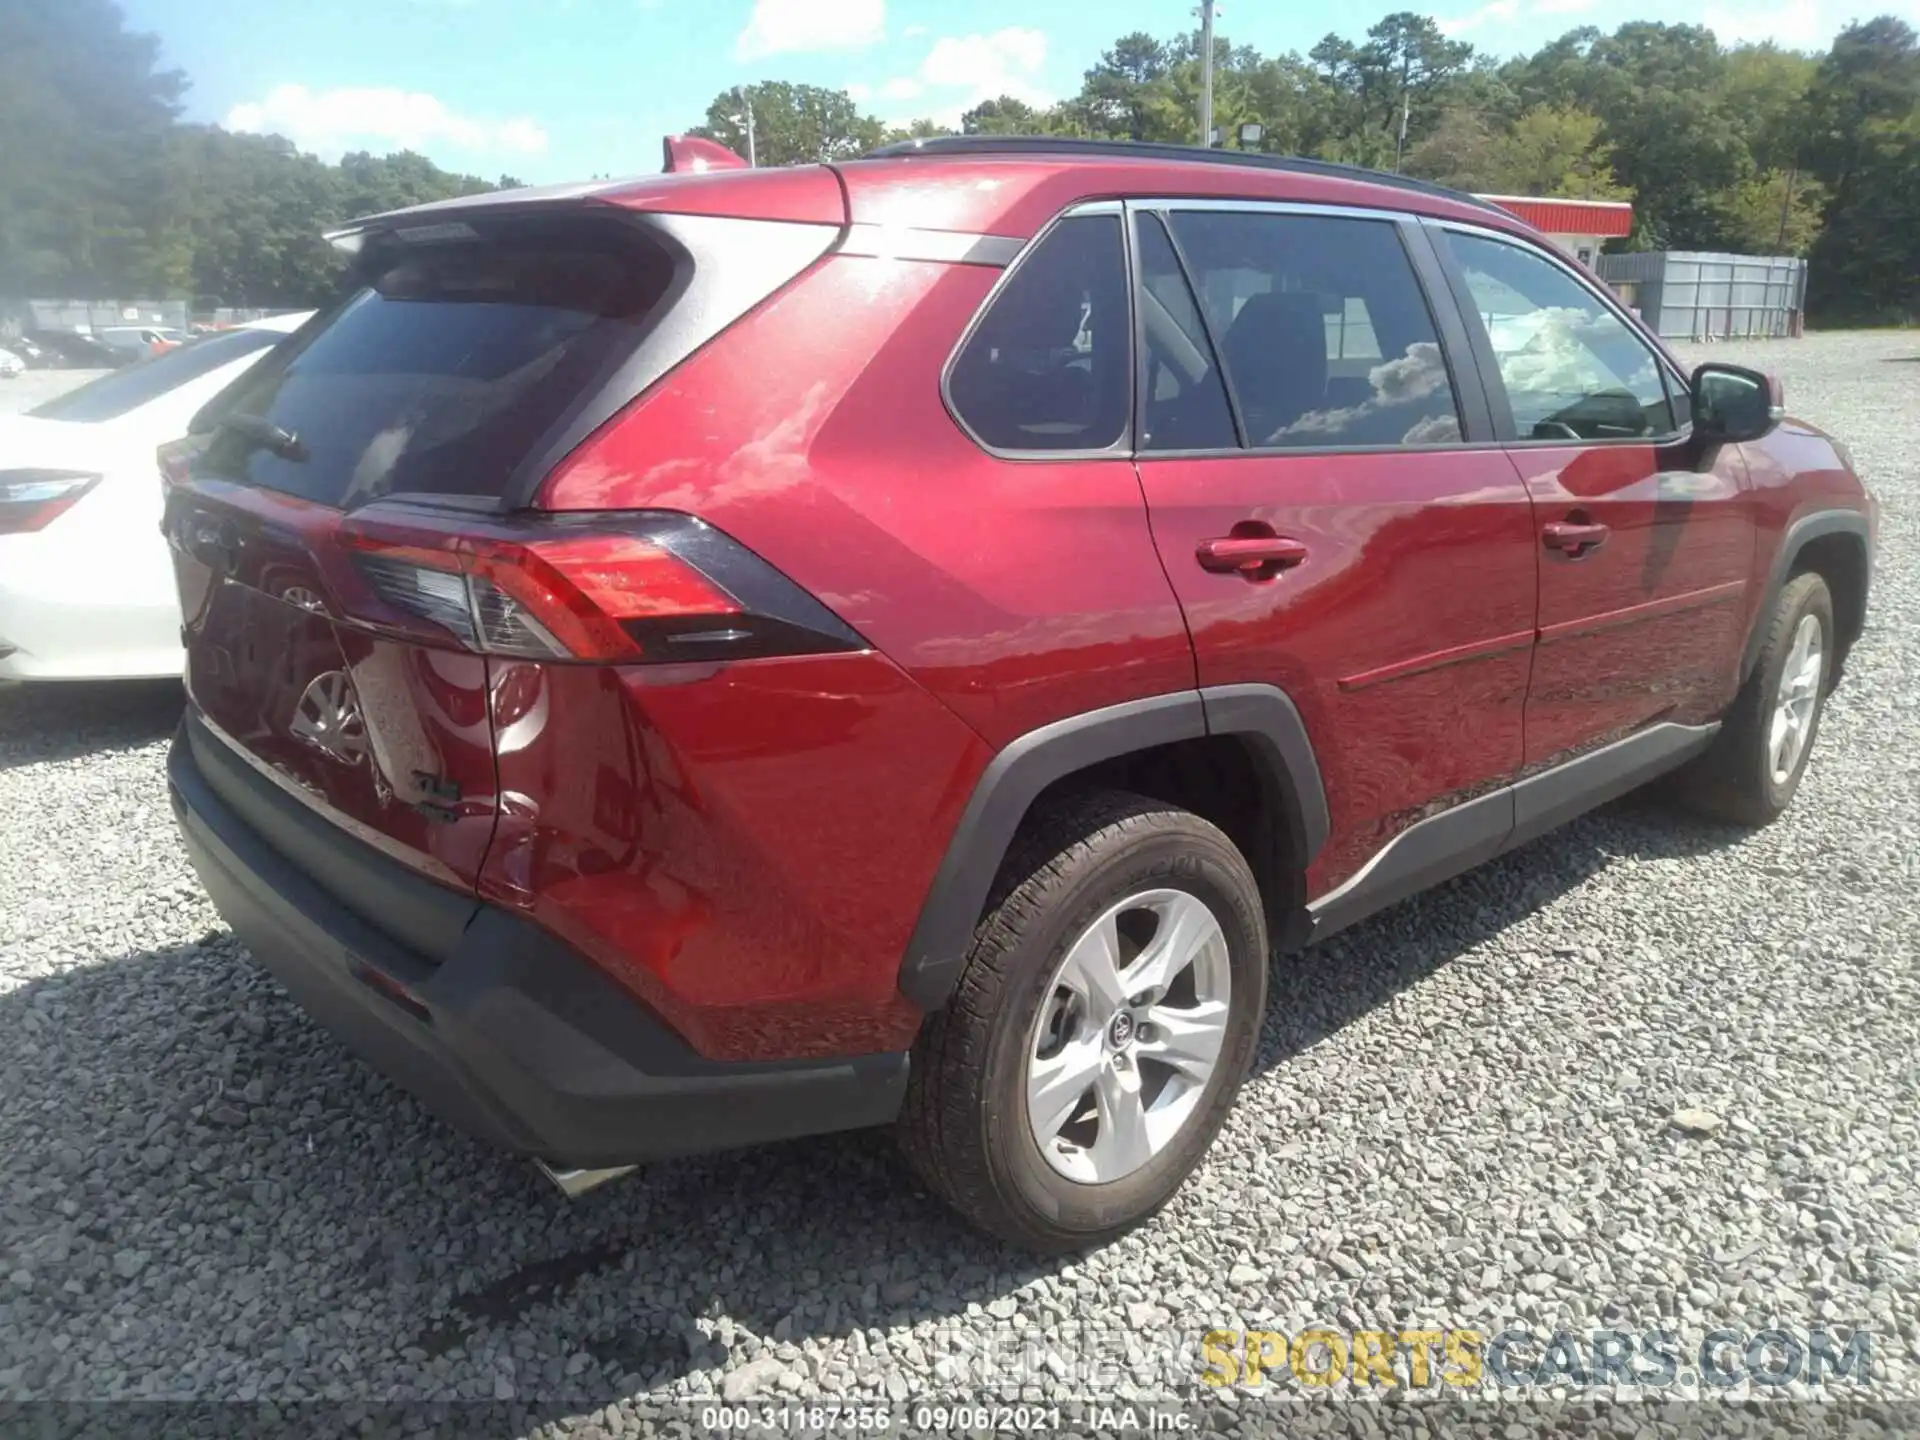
(324, 136, 758, 256)
(662, 135, 750, 173)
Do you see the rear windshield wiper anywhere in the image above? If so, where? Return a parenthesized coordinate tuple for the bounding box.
(218, 413, 308, 462)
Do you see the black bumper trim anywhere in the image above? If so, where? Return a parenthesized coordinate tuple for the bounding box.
(168, 722, 908, 1169)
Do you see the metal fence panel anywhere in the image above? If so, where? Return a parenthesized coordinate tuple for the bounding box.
(1595, 252, 1807, 340)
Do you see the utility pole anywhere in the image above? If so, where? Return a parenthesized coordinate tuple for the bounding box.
(737, 84, 757, 167)
(1198, 0, 1216, 146)
(1394, 89, 1410, 172)
(1776, 160, 1798, 251)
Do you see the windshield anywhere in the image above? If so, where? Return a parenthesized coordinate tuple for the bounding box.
(29, 328, 284, 424)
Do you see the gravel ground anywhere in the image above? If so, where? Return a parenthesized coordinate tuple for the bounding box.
(1, 332, 1915, 1430)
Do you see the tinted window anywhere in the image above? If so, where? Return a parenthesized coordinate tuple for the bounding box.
(1664, 365, 1692, 428)
(1448, 231, 1673, 441)
(1166, 211, 1462, 449)
(948, 214, 1130, 453)
(199, 219, 675, 506)
(29, 328, 281, 424)
(1135, 213, 1238, 452)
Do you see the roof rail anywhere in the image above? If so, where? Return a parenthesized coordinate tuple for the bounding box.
(864, 135, 1504, 215)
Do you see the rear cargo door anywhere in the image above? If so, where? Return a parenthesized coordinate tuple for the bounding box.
(165, 208, 697, 894)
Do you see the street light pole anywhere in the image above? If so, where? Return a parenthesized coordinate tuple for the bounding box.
(737, 84, 757, 167)
(1198, 0, 1215, 147)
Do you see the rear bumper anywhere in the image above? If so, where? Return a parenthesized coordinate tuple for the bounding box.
(167, 719, 908, 1170)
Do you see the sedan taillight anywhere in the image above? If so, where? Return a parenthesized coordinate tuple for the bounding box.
(0, 470, 101, 534)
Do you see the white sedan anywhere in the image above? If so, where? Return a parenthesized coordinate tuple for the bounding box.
(0, 313, 312, 681)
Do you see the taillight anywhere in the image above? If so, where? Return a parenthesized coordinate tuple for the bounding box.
(338, 512, 866, 664)
(157, 435, 205, 493)
(0, 470, 101, 534)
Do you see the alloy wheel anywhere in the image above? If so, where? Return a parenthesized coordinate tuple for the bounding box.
(1025, 888, 1232, 1185)
(1768, 612, 1824, 785)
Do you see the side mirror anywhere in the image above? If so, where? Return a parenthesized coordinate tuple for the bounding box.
(1692, 363, 1783, 443)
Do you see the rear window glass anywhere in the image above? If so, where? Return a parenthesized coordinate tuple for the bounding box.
(29, 328, 281, 424)
(947, 214, 1130, 453)
(198, 221, 676, 507)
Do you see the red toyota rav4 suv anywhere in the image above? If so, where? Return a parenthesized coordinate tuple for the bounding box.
(164, 137, 1874, 1250)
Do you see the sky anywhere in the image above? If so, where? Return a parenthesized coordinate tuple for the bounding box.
(120, 0, 1917, 184)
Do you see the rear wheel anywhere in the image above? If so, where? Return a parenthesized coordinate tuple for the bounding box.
(897, 791, 1267, 1251)
(1681, 571, 1835, 826)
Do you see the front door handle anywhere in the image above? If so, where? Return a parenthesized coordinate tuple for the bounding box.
(1196, 533, 1309, 579)
(1542, 519, 1610, 556)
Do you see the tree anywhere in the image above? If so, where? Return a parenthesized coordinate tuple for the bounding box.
(1407, 104, 1627, 198)
(693, 82, 884, 166)
(1804, 17, 1920, 200)
(1529, 23, 1749, 247)
(1721, 43, 1819, 175)
(1077, 32, 1176, 139)
(11, 7, 1920, 323)
(1357, 12, 1475, 157)
(0, 0, 185, 295)
(1497, 106, 1630, 199)
(883, 118, 952, 146)
(1804, 18, 1920, 321)
(962, 97, 1048, 135)
(1716, 170, 1826, 255)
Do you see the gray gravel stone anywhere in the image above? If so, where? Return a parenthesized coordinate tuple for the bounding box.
(721, 1356, 787, 1400)
(1, 333, 1916, 1424)
(1670, 1107, 1727, 1137)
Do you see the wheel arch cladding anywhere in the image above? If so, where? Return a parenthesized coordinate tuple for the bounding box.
(1747, 511, 1872, 685)
(897, 685, 1329, 1012)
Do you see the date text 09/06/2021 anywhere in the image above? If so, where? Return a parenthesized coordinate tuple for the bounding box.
(698, 1404, 1188, 1433)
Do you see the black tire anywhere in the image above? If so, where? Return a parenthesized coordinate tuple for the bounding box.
(1680, 571, 1835, 827)
(896, 790, 1268, 1252)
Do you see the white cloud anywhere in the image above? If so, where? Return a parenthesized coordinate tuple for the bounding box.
(1699, 0, 1835, 47)
(1440, 0, 1598, 37)
(886, 27, 1048, 123)
(846, 82, 873, 101)
(734, 0, 884, 60)
(225, 84, 548, 160)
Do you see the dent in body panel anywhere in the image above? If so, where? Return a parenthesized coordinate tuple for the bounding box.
(477, 651, 989, 1062)
(1132, 449, 1538, 897)
(542, 253, 1197, 749)
(1510, 442, 1753, 766)
(1738, 424, 1870, 570)
(176, 508, 497, 893)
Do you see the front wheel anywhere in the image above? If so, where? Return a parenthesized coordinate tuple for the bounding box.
(1681, 571, 1835, 826)
(896, 791, 1268, 1252)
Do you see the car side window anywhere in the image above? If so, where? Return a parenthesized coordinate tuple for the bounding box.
(1134, 212, 1238, 451)
(1164, 210, 1463, 449)
(1664, 365, 1693, 428)
(947, 213, 1130, 453)
(1446, 230, 1675, 442)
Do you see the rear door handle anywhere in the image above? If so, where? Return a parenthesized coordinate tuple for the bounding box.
(1196, 534, 1309, 579)
(1542, 520, 1610, 556)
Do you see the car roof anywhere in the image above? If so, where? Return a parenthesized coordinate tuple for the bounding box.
(831, 144, 1519, 240)
(329, 138, 1540, 250)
